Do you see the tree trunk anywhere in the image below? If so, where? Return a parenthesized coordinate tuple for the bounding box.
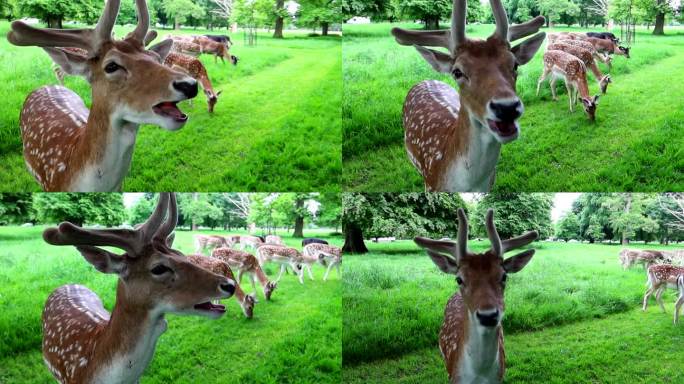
(653, 5, 665, 35)
(424, 17, 439, 30)
(621, 193, 632, 245)
(343, 223, 368, 254)
(191, 193, 198, 231)
(293, 197, 305, 238)
(321, 22, 329, 36)
(174, 16, 180, 30)
(273, 0, 285, 38)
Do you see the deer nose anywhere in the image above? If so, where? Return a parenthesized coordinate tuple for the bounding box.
(489, 99, 523, 122)
(173, 80, 198, 99)
(219, 281, 236, 295)
(475, 309, 500, 327)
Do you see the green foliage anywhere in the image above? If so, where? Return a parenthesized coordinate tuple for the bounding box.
(538, 0, 580, 25)
(473, 193, 554, 239)
(396, 0, 452, 27)
(128, 194, 156, 226)
(0, 193, 33, 224)
(32, 193, 126, 226)
(13, 0, 79, 26)
(555, 211, 580, 241)
(298, 0, 343, 31)
(162, 0, 204, 26)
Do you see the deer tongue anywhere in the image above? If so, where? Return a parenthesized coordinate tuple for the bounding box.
(487, 119, 517, 137)
(153, 102, 188, 122)
(194, 302, 226, 313)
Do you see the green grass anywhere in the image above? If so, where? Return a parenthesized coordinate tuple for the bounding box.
(0, 22, 341, 191)
(342, 239, 684, 383)
(342, 23, 684, 191)
(0, 226, 342, 383)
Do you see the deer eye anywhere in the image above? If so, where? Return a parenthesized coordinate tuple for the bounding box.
(104, 62, 121, 73)
(150, 264, 172, 275)
(452, 68, 464, 79)
(456, 276, 464, 285)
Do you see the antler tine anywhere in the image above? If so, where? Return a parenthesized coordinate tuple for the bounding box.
(7, 22, 93, 50)
(130, 0, 150, 43)
(450, 0, 466, 52)
(485, 209, 502, 256)
(138, 193, 170, 240)
(94, 0, 121, 46)
(456, 208, 469, 258)
(509, 15, 545, 42)
(489, 0, 509, 42)
(154, 193, 178, 242)
(502, 230, 539, 253)
(43, 222, 141, 255)
(143, 30, 158, 46)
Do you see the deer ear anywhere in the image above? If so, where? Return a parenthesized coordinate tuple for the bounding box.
(76, 246, 126, 275)
(149, 39, 173, 60)
(593, 95, 600, 104)
(414, 45, 453, 74)
(503, 249, 534, 273)
(426, 250, 459, 274)
(43, 47, 91, 80)
(166, 232, 176, 247)
(511, 32, 545, 65)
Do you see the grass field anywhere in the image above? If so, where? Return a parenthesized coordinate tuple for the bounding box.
(342, 23, 684, 192)
(0, 226, 342, 383)
(0, 21, 341, 192)
(343, 239, 684, 383)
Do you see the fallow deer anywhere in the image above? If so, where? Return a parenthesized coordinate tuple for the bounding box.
(194, 234, 231, 255)
(391, 0, 546, 191)
(256, 245, 305, 284)
(303, 243, 342, 281)
(211, 247, 278, 300)
(170, 38, 202, 57)
(265, 235, 284, 245)
(643, 264, 684, 315)
(187, 254, 255, 318)
(194, 35, 237, 65)
(240, 235, 264, 251)
(547, 42, 612, 94)
(164, 52, 222, 113)
(8, 0, 199, 191)
(40, 193, 236, 383)
(415, 208, 538, 383)
(587, 36, 630, 59)
(302, 237, 329, 246)
(619, 249, 666, 270)
(537, 50, 600, 121)
(553, 38, 612, 68)
(675, 274, 684, 324)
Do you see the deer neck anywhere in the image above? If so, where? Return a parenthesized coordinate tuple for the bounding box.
(199, 75, 213, 94)
(456, 310, 502, 383)
(90, 280, 167, 384)
(255, 265, 270, 285)
(575, 74, 590, 100)
(442, 107, 501, 192)
(70, 94, 140, 191)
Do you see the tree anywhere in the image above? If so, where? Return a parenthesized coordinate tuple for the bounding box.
(556, 212, 580, 241)
(128, 194, 156, 225)
(397, 0, 452, 29)
(473, 193, 554, 240)
(211, 0, 234, 27)
(14, 0, 80, 28)
(163, 0, 205, 29)
(538, 0, 580, 26)
(273, 0, 285, 37)
(0, 193, 33, 224)
(179, 193, 223, 230)
(33, 193, 126, 226)
(317, 192, 342, 231)
(342, 0, 391, 19)
(604, 193, 659, 244)
(298, 0, 342, 35)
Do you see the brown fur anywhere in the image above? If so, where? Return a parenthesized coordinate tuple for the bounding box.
(212, 247, 277, 300)
(643, 264, 684, 312)
(193, 234, 230, 254)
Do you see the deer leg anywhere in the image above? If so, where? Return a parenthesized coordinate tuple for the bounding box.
(275, 264, 286, 283)
(549, 77, 558, 101)
(237, 269, 244, 283)
(248, 273, 259, 302)
(323, 261, 334, 281)
(566, 82, 574, 112)
(656, 287, 667, 313)
(307, 264, 314, 280)
(643, 286, 655, 311)
(675, 294, 684, 324)
(536, 69, 550, 97)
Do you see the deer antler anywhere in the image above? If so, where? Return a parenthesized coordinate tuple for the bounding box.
(7, 0, 120, 52)
(456, 208, 469, 259)
(489, 0, 509, 42)
(483, 208, 539, 256)
(127, 0, 150, 43)
(509, 15, 545, 41)
(43, 193, 175, 256)
(391, 0, 464, 52)
(485, 209, 503, 256)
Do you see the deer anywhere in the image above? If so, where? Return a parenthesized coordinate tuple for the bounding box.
(391, 0, 546, 191)
(193, 35, 237, 65)
(414, 208, 538, 383)
(164, 52, 222, 113)
(302, 237, 329, 246)
(303, 243, 342, 281)
(194, 234, 232, 255)
(547, 42, 611, 94)
(619, 249, 666, 270)
(643, 264, 684, 320)
(39, 193, 236, 383)
(186, 254, 255, 318)
(211, 247, 278, 301)
(265, 235, 284, 245)
(8, 0, 199, 192)
(537, 50, 600, 121)
(256, 245, 305, 284)
(676, 275, 684, 324)
(240, 235, 264, 251)
(587, 37, 630, 59)
(553, 38, 612, 68)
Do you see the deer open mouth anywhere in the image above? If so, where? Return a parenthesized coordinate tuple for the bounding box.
(487, 119, 518, 138)
(153, 101, 188, 122)
(193, 301, 226, 315)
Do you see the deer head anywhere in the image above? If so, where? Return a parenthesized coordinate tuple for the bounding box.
(581, 95, 600, 121)
(8, 0, 198, 131)
(43, 193, 236, 318)
(392, 0, 546, 143)
(617, 45, 630, 58)
(415, 208, 538, 328)
(264, 281, 277, 300)
(206, 90, 222, 113)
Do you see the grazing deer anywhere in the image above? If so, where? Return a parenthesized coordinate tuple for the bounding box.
(547, 42, 611, 94)
(587, 37, 630, 59)
(194, 234, 231, 255)
(415, 208, 538, 383)
(170, 38, 202, 57)
(303, 243, 342, 281)
(553, 38, 612, 68)
(265, 235, 284, 245)
(194, 35, 236, 65)
(537, 50, 600, 121)
(619, 249, 666, 270)
(391, 0, 546, 191)
(240, 235, 264, 251)
(187, 254, 255, 318)
(164, 52, 222, 113)
(212, 247, 278, 300)
(676, 275, 684, 324)
(40, 193, 235, 383)
(302, 237, 329, 246)
(586, 31, 618, 43)
(256, 245, 304, 284)
(643, 264, 684, 316)
(8, 0, 198, 191)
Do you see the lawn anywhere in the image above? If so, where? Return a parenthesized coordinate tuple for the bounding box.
(0, 22, 341, 192)
(0, 226, 342, 383)
(342, 23, 684, 192)
(342, 239, 684, 383)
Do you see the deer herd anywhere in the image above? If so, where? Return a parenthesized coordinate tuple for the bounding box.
(7, 0, 238, 192)
(38, 193, 341, 383)
(393, 0, 632, 192)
